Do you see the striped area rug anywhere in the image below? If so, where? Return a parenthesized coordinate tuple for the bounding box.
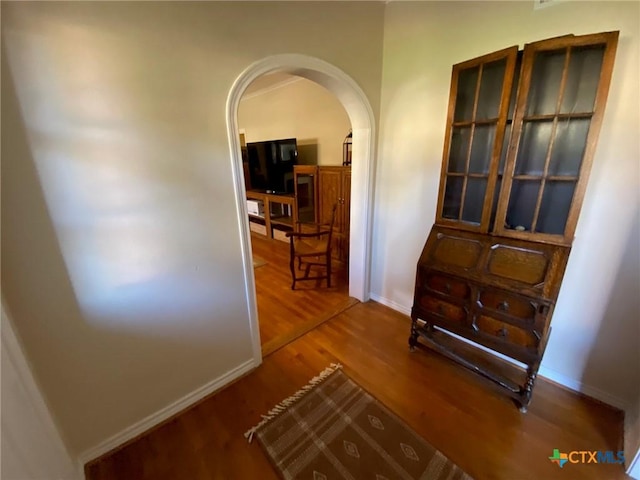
(245, 364, 473, 479)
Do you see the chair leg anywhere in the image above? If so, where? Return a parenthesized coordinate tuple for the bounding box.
(289, 241, 296, 290)
(326, 252, 332, 288)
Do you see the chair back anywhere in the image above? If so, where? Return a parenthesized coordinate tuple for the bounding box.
(325, 203, 338, 252)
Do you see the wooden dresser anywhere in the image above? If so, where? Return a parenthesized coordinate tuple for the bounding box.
(410, 31, 618, 411)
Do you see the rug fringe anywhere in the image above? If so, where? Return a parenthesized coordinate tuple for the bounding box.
(244, 363, 342, 443)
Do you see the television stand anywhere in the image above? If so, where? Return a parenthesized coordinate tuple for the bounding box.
(247, 190, 298, 241)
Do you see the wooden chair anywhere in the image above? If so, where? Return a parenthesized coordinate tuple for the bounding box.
(285, 204, 337, 290)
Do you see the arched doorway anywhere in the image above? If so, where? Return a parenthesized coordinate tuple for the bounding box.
(226, 54, 376, 363)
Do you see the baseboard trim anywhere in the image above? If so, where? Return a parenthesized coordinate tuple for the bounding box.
(78, 358, 258, 467)
(370, 293, 629, 411)
(537, 367, 628, 411)
(369, 293, 411, 316)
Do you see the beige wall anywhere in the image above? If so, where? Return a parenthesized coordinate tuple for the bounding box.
(374, 0, 639, 409)
(1, 1, 384, 456)
(239, 77, 351, 166)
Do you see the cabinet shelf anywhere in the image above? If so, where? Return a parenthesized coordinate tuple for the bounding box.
(270, 215, 294, 228)
(522, 112, 594, 121)
(452, 118, 500, 127)
(511, 174, 578, 181)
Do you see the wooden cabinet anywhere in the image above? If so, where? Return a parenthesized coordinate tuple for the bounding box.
(292, 165, 351, 262)
(319, 166, 351, 263)
(411, 32, 618, 411)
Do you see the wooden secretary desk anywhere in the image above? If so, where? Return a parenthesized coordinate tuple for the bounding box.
(409, 32, 619, 411)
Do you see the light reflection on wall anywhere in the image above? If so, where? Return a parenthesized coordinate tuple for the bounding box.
(3, 15, 238, 335)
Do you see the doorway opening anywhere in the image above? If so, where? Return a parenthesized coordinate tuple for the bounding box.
(226, 54, 376, 364)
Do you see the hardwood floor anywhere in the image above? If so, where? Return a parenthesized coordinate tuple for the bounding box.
(85, 301, 628, 480)
(250, 231, 355, 355)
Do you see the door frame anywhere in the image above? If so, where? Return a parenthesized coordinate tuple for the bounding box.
(226, 54, 376, 363)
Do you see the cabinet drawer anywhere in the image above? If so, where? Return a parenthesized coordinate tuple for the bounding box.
(473, 315, 539, 349)
(424, 273, 471, 300)
(418, 295, 467, 324)
(478, 289, 538, 321)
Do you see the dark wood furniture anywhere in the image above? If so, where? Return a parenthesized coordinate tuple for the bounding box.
(318, 166, 351, 264)
(286, 204, 337, 289)
(293, 165, 352, 264)
(247, 190, 298, 241)
(410, 31, 619, 411)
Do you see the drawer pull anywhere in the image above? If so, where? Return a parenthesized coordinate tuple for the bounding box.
(497, 301, 510, 312)
(497, 328, 509, 338)
(445, 283, 452, 294)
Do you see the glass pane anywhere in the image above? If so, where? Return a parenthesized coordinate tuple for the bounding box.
(526, 49, 566, 116)
(448, 127, 471, 173)
(561, 45, 605, 114)
(454, 67, 479, 122)
(443, 176, 464, 219)
(514, 120, 553, 176)
(469, 124, 496, 174)
(296, 173, 316, 223)
(537, 181, 576, 234)
(548, 118, 590, 176)
(462, 177, 487, 224)
(505, 180, 541, 232)
(476, 59, 507, 120)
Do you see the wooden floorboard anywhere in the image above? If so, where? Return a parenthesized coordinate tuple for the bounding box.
(86, 301, 628, 480)
(251, 231, 353, 355)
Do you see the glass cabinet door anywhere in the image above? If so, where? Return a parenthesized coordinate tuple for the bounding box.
(495, 32, 619, 244)
(436, 46, 518, 231)
(293, 166, 318, 224)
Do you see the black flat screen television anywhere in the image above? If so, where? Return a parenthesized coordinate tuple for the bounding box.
(246, 138, 298, 194)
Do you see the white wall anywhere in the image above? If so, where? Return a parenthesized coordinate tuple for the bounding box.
(239, 76, 351, 166)
(374, 0, 639, 409)
(1, 305, 79, 480)
(0, 1, 385, 458)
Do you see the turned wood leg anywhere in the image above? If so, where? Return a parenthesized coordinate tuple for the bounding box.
(409, 318, 419, 351)
(519, 367, 538, 413)
(289, 240, 296, 290)
(326, 253, 332, 288)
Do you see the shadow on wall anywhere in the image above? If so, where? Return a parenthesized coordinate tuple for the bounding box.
(1, 42, 84, 456)
(1, 42, 249, 454)
(297, 141, 318, 165)
(581, 203, 640, 425)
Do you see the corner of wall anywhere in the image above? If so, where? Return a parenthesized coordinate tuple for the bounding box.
(1, 303, 81, 480)
(77, 357, 258, 467)
(626, 397, 640, 477)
